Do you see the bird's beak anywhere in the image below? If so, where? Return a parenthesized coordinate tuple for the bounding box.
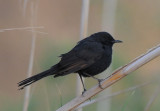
(112, 40, 123, 43)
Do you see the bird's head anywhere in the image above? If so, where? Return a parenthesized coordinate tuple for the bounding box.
(92, 32, 122, 46)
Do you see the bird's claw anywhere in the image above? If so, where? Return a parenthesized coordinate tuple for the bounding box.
(98, 79, 104, 89)
(82, 89, 92, 101)
(82, 88, 87, 96)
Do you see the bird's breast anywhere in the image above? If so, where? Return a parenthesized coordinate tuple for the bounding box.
(80, 52, 112, 77)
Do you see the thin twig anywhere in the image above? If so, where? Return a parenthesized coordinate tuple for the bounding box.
(43, 81, 51, 111)
(0, 26, 43, 32)
(102, 0, 118, 34)
(26, 30, 48, 35)
(144, 85, 160, 111)
(76, 1, 90, 111)
(22, 2, 38, 111)
(79, 0, 90, 40)
(98, 0, 118, 110)
(55, 83, 63, 107)
(56, 44, 160, 111)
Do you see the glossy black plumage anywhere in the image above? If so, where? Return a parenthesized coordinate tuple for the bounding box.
(18, 32, 122, 90)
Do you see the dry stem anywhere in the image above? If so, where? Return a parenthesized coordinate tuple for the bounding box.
(56, 44, 160, 111)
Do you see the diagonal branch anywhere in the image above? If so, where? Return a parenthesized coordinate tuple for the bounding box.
(56, 44, 160, 111)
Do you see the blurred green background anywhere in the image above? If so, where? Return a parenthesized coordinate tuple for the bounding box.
(0, 0, 160, 111)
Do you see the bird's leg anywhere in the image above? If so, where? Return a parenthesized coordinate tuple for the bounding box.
(79, 74, 87, 95)
(84, 73, 104, 89)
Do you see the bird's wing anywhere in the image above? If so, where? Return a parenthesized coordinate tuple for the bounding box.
(54, 41, 104, 77)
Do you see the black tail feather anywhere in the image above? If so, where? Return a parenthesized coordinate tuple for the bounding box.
(18, 69, 53, 90)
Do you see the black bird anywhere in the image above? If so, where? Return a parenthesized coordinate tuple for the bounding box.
(18, 32, 122, 94)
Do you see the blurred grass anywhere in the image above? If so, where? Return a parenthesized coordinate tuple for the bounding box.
(1, 40, 159, 111)
(1, 42, 159, 111)
(1, 0, 160, 111)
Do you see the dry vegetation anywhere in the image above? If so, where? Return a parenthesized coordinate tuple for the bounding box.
(0, 0, 160, 111)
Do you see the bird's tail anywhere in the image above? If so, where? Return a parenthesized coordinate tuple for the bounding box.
(18, 69, 54, 90)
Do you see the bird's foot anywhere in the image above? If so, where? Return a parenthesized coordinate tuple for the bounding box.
(97, 79, 104, 89)
(82, 88, 87, 96)
(81, 89, 92, 101)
